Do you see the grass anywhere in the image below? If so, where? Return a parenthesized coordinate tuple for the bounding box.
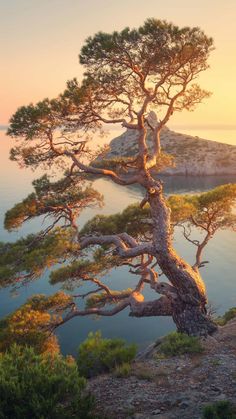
(131, 363, 154, 381)
(114, 362, 155, 381)
(113, 362, 131, 378)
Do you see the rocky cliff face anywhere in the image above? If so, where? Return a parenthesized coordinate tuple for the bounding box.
(103, 125, 236, 176)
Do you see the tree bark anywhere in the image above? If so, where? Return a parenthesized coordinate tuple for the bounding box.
(146, 177, 217, 336)
(129, 296, 173, 317)
(172, 301, 217, 336)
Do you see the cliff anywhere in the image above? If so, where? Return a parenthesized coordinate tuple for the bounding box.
(102, 124, 236, 176)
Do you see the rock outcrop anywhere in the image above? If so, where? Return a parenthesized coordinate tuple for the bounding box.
(102, 121, 236, 176)
(89, 319, 236, 419)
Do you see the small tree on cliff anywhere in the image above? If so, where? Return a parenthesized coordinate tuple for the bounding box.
(1, 19, 236, 338)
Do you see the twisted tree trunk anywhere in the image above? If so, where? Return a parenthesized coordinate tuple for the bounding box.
(146, 177, 217, 336)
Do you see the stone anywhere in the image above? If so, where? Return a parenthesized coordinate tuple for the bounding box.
(210, 385, 221, 392)
(179, 401, 190, 408)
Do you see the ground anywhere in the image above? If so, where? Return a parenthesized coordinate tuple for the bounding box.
(88, 319, 236, 418)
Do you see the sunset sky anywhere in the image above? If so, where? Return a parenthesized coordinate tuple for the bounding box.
(1, 0, 236, 130)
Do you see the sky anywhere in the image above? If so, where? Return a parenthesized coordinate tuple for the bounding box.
(1, 0, 236, 130)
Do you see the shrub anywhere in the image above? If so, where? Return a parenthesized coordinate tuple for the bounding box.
(0, 345, 96, 419)
(158, 331, 203, 356)
(216, 307, 236, 326)
(77, 331, 137, 378)
(202, 400, 236, 419)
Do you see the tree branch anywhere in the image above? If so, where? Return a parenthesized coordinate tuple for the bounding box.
(53, 299, 130, 330)
(79, 234, 154, 258)
(129, 296, 172, 317)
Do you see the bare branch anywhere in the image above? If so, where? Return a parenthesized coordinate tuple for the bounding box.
(53, 299, 130, 329)
(79, 234, 154, 258)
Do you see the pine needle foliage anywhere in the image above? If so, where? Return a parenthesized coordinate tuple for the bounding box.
(0, 292, 72, 355)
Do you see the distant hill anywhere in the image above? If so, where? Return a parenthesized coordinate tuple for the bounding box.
(103, 125, 236, 176)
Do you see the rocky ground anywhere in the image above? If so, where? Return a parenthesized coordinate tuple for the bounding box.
(88, 319, 236, 418)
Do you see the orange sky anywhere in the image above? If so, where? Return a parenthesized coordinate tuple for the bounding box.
(1, 0, 236, 131)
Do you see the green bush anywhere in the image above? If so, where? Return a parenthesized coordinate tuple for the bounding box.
(0, 345, 96, 419)
(158, 331, 203, 356)
(77, 331, 137, 378)
(202, 400, 236, 419)
(216, 307, 236, 326)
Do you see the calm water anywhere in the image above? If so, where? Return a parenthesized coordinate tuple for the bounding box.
(0, 130, 236, 355)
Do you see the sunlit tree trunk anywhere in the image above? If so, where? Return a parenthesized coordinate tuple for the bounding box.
(146, 177, 217, 336)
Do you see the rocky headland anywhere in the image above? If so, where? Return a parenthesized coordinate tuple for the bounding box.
(102, 120, 236, 176)
(89, 319, 236, 419)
